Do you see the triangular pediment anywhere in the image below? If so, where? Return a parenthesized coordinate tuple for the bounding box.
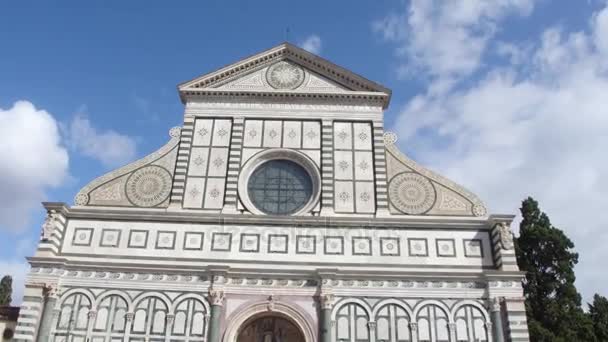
(178, 43, 391, 107)
(211, 60, 350, 93)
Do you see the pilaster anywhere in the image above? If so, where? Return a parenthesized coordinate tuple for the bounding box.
(35, 284, 59, 342)
(490, 220, 519, 271)
(320, 119, 334, 215)
(490, 298, 505, 342)
(372, 120, 389, 216)
(223, 116, 245, 214)
(169, 115, 193, 207)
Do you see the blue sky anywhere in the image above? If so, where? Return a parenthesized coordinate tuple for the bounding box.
(2, 1, 608, 305)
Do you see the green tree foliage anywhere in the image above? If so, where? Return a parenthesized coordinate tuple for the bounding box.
(516, 197, 596, 342)
(0, 275, 12, 306)
(590, 294, 608, 341)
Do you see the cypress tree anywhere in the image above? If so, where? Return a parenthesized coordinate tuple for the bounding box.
(516, 197, 595, 341)
(589, 294, 608, 341)
(0, 275, 12, 306)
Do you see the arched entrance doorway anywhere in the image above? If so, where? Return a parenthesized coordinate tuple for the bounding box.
(222, 300, 316, 342)
(237, 315, 305, 342)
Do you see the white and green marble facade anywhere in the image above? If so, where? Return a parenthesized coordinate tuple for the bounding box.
(15, 43, 529, 342)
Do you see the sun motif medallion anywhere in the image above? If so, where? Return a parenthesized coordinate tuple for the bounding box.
(266, 61, 305, 89)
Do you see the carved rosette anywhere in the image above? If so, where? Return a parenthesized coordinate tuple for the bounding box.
(383, 131, 398, 145)
(74, 193, 89, 206)
(266, 61, 305, 89)
(388, 172, 436, 215)
(496, 222, 514, 250)
(125, 165, 172, 207)
(473, 203, 488, 217)
(169, 126, 182, 138)
(209, 289, 225, 306)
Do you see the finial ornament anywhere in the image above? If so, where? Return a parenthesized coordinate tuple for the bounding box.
(496, 222, 514, 250)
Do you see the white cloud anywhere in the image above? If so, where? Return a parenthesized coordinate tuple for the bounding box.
(0, 101, 69, 231)
(379, 2, 608, 302)
(66, 112, 137, 168)
(373, 0, 536, 83)
(299, 35, 322, 55)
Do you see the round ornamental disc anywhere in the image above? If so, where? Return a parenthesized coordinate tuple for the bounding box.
(388, 172, 436, 215)
(125, 165, 172, 207)
(266, 61, 305, 89)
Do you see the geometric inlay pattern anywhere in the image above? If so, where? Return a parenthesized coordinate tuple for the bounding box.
(464, 239, 484, 257)
(436, 239, 456, 257)
(408, 238, 428, 256)
(380, 237, 400, 256)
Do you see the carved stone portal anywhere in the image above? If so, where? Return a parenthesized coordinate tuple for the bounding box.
(237, 316, 304, 342)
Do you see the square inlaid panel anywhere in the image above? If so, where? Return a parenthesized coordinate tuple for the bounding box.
(268, 234, 288, 254)
(380, 237, 400, 256)
(100, 229, 121, 248)
(352, 237, 372, 256)
(408, 238, 429, 256)
(240, 234, 260, 253)
(324, 236, 344, 255)
(128, 230, 148, 249)
(436, 239, 456, 257)
(183, 232, 204, 251)
(464, 239, 484, 257)
(211, 233, 232, 252)
(296, 236, 316, 254)
(73, 228, 94, 246)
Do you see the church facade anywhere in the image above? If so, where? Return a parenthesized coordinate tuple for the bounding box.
(15, 43, 529, 342)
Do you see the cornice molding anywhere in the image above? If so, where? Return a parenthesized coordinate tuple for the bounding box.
(42, 202, 505, 230)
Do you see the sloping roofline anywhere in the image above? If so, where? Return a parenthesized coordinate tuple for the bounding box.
(178, 42, 392, 108)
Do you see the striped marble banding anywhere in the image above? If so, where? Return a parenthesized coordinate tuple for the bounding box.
(170, 117, 194, 206)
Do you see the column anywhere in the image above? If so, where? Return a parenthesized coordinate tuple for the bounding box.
(86, 310, 97, 341)
(319, 293, 334, 342)
(36, 285, 58, 342)
(207, 289, 225, 342)
(165, 314, 175, 342)
(491, 298, 505, 342)
(447, 322, 456, 342)
(124, 312, 134, 341)
(409, 322, 418, 342)
(367, 321, 377, 342)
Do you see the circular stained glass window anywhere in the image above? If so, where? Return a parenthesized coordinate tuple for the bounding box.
(247, 160, 313, 215)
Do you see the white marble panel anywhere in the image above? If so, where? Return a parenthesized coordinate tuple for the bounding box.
(334, 150, 353, 180)
(207, 148, 229, 177)
(354, 151, 374, 180)
(353, 122, 372, 150)
(183, 178, 205, 209)
(333, 122, 352, 150)
(243, 120, 263, 147)
(282, 121, 302, 148)
(211, 119, 232, 147)
(192, 119, 213, 146)
(334, 181, 354, 213)
(301, 150, 321, 167)
(263, 120, 282, 148)
(187, 147, 209, 176)
(302, 121, 321, 149)
(355, 181, 376, 213)
(203, 178, 226, 209)
(241, 148, 263, 165)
